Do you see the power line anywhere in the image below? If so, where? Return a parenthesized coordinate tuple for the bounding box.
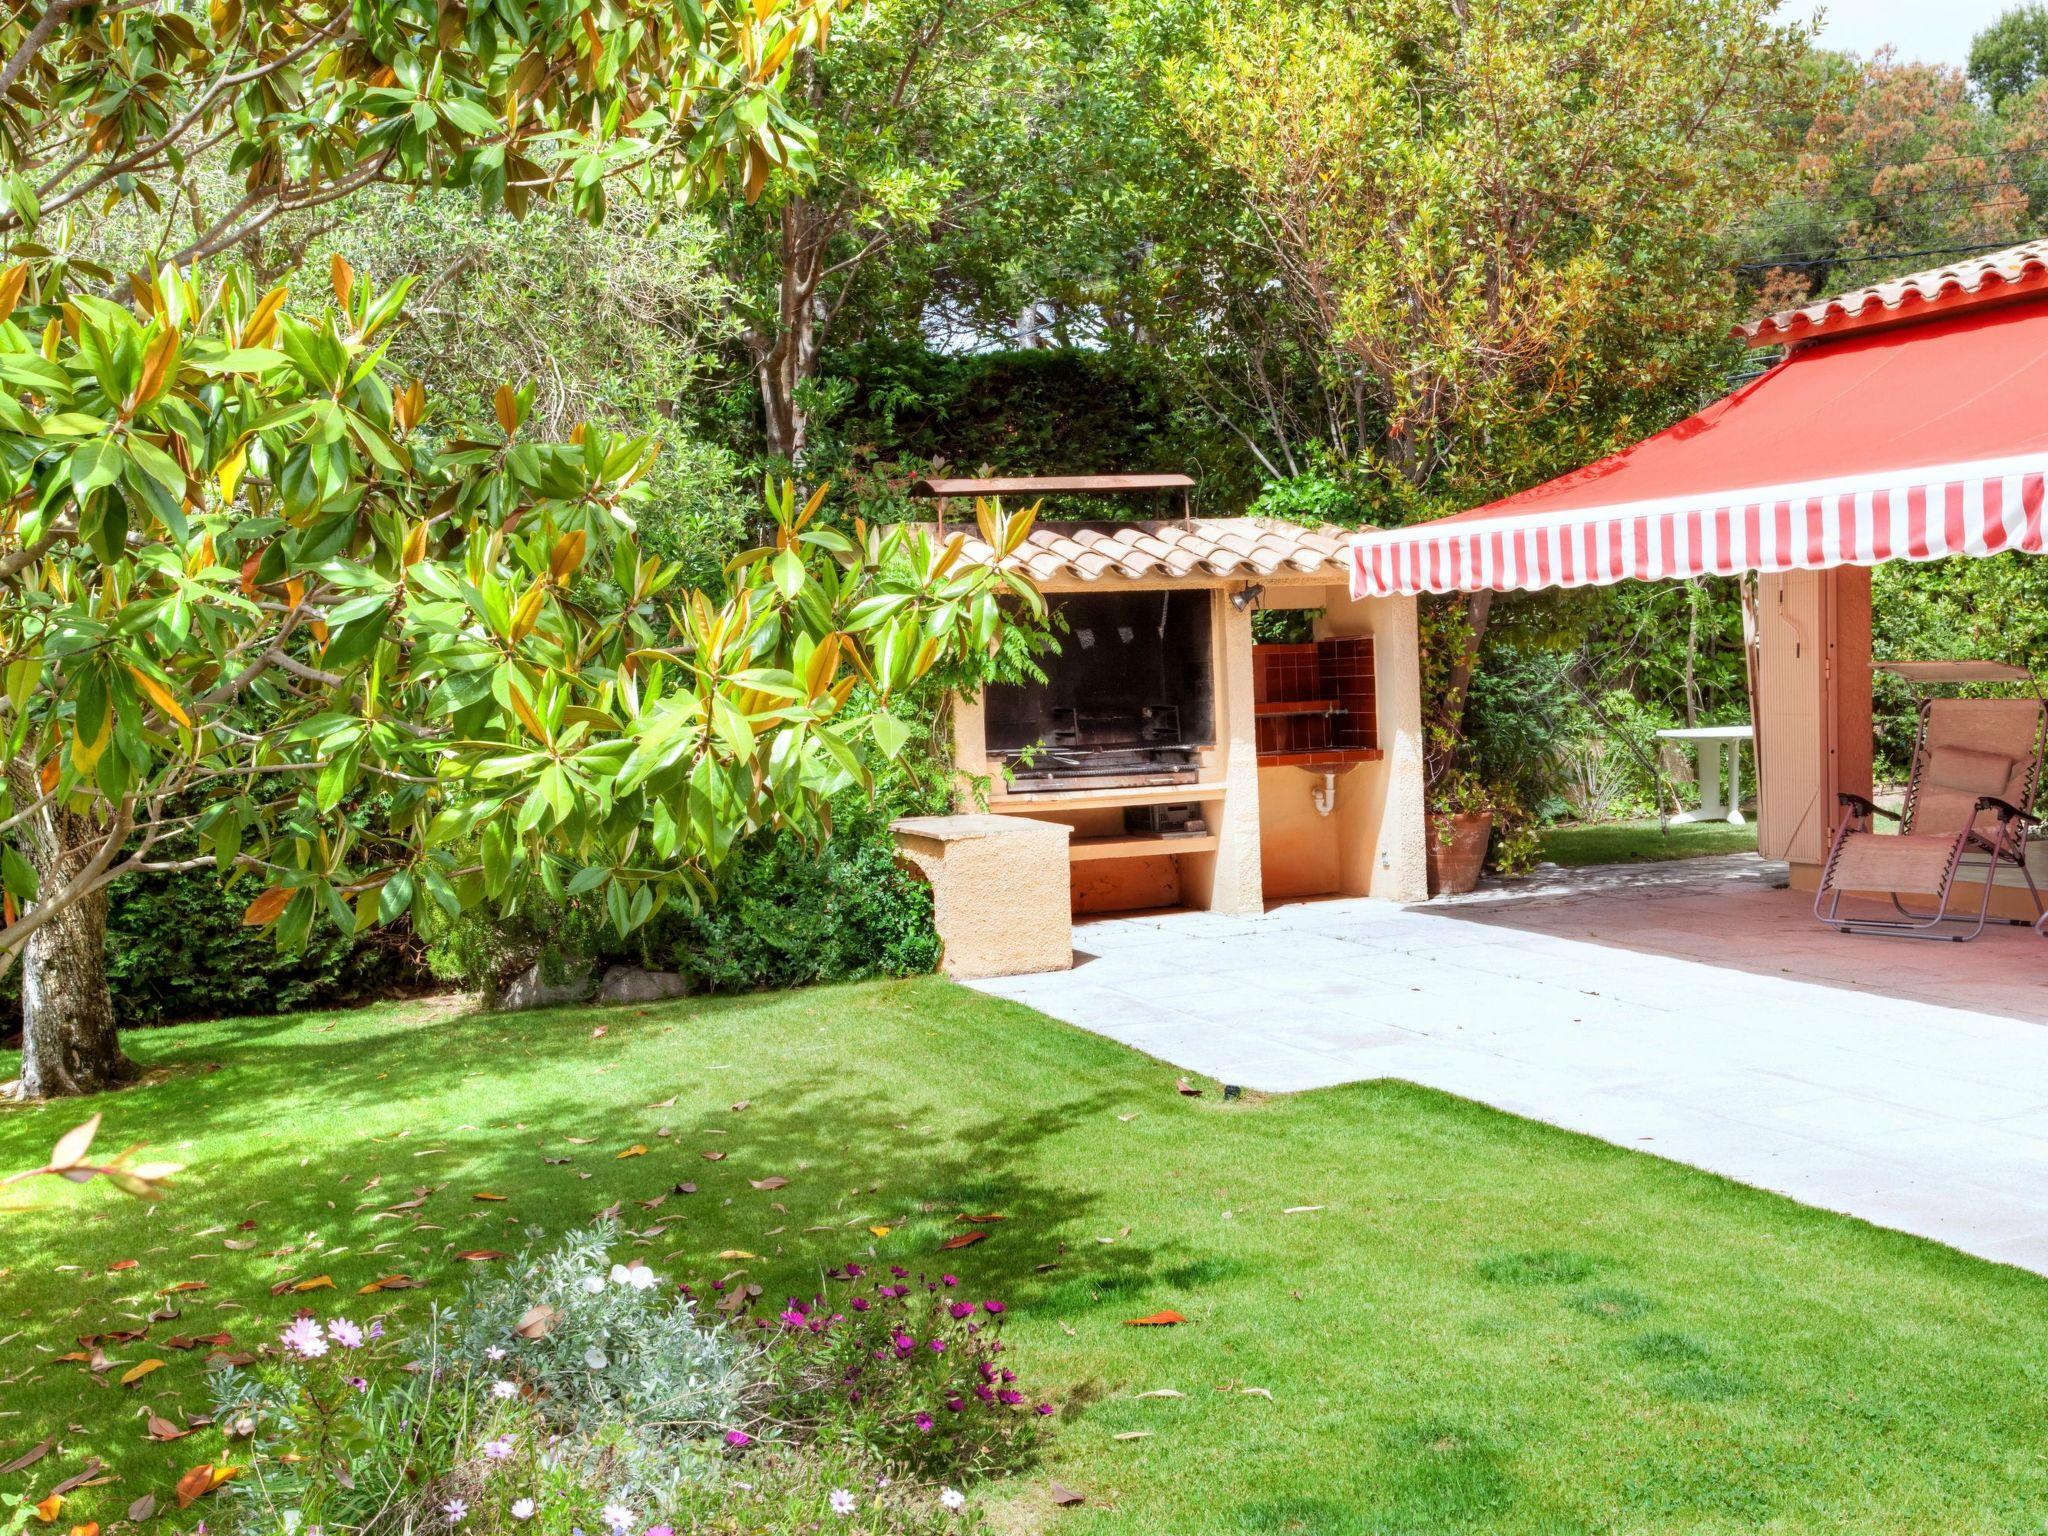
(1733, 237, 2030, 272)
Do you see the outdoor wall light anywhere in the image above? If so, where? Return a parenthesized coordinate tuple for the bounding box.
(1230, 582, 1265, 612)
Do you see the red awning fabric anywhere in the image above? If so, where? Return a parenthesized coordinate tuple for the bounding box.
(1348, 302, 2048, 599)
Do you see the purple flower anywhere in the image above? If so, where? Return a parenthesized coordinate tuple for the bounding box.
(645, 1526, 675, 1536)
(280, 1317, 327, 1359)
(927, 1338, 946, 1354)
(724, 1430, 752, 1449)
(945, 1396, 965, 1412)
(949, 1302, 974, 1320)
(482, 1436, 515, 1462)
(914, 1412, 935, 1433)
(982, 1301, 1005, 1315)
(889, 1266, 908, 1278)
(327, 1318, 364, 1349)
(347, 1375, 369, 1392)
(974, 1385, 995, 1402)
(368, 1320, 385, 1340)
(941, 1274, 958, 1287)
(844, 1262, 864, 1278)
(997, 1389, 1023, 1405)
(778, 1309, 808, 1329)
(849, 1297, 870, 1313)
(1035, 1403, 1055, 1416)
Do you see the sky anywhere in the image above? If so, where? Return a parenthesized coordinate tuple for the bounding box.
(1808, 0, 2015, 67)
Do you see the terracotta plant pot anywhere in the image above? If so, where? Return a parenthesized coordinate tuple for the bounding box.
(1425, 810, 1494, 897)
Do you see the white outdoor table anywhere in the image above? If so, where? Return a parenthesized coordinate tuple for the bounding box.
(1655, 723, 1755, 825)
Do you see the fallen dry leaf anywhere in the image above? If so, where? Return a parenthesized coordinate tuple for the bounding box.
(716, 1249, 759, 1261)
(0, 1438, 55, 1477)
(118, 1359, 166, 1387)
(956, 1212, 1008, 1224)
(514, 1305, 557, 1340)
(869, 1225, 892, 1238)
(616, 1146, 647, 1160)
(471, 1192, 508, 1202)
(173, 1466, 212, 1510)
(67, 1522, 97, 1536)
(290, 1276, 334, 1293)
(31, 1494, 60, 1523)
(1134, 1389, 1183, 1399)
(357, 1275, 422, 1294)
(144, 1414, 190, 1443)
(939, 1231, 987, 1251)
(454, 1250, 506, 1262)
(1175, 1078, 1202, 1097)
(1124, 1311, 1187, 1327)
(157, 1281, 207, 1295)
(1112, 1431, 1152, 1441)
(648, 1095, 677, 1109)
(163, 1332, 231, 1350)
(749, 1176, 789, 1191)
(127, 1495, 156, 1523)
(700, 1150, 726, 1162)
(1049, 1480, 1086, 1507)
(730, 1100, 750, 1113)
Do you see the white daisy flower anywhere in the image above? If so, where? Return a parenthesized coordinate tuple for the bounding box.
(829, 1489, 856, 1516)
(511, 1499, 535, 1521)
(939, 1487, 966, 1511)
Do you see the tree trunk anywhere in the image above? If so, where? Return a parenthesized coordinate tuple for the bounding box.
(5, 760, 135, 1098)
(752, 197, 826, 467)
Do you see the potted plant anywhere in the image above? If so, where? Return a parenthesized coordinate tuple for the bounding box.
(1425, 766, 1495, 896)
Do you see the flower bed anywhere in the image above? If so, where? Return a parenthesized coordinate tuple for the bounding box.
(196, 1225, 1047, 1536)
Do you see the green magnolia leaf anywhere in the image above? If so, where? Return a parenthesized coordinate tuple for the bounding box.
(69, 439, 126, 500)
(869, 711, 912, 760)
(1, 844, 37, 904)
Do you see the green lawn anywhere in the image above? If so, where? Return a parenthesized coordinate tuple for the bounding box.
(5, 982, 2048, 1533)
(1538, 815, 1760, 867)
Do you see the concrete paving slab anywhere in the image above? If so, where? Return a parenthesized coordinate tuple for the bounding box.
(969, 855, 2048, 1273)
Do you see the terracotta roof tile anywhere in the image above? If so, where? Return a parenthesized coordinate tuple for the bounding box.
(908, 517, 1352, 584)
(1741, 238, 2048, 346)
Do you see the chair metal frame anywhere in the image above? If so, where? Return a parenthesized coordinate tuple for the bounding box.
(1814, 690, 2047, 942)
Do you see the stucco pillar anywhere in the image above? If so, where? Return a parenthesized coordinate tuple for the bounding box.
(1370, 595, 1429, 902)
(1182, 587, 1265, 916)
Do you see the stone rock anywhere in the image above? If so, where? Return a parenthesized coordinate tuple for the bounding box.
(495, 961, 596, 1012)
(597, 965, 691, 1005)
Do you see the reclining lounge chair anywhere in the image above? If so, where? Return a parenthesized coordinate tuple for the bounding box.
(1814, 696, 2046, 940)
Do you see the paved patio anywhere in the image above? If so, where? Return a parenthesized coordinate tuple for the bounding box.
(969, 855, 2048, 1273)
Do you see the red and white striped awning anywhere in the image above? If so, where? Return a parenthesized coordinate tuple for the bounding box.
(1350, 299, 2048, 599)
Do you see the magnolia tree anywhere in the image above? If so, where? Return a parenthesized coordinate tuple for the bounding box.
(0, 0, 1046, 1097)
(0, 259, 1040, 1095)
(0, 0, 832, 264)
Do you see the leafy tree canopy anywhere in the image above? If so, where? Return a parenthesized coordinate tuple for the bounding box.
(1970, 3, 2048, 109)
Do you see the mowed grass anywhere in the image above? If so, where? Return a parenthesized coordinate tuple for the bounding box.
(1538, 815, 1759, 867)
(5, 980, 2048, 1534)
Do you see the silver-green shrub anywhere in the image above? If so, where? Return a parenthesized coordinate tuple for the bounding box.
(451, 1221, 767, 1437)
